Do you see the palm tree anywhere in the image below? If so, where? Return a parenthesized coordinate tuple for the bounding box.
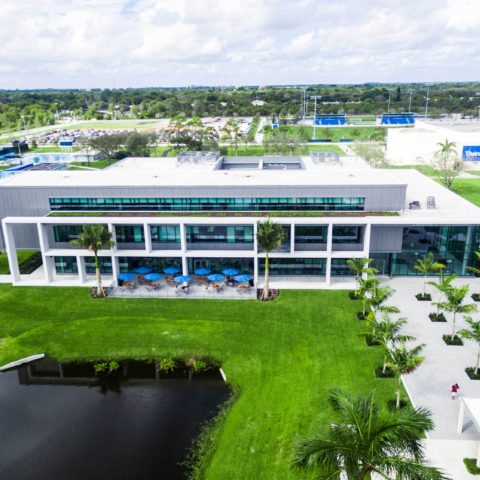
(346, 258, 377, 297)
(414, 253, 444, 298)
(256, 219, 285, 300)
(459, 317, 480, 375)
(434, 284, 477, 342)
(428, 274, 457, 317)
(368, 285, 400, 321)
(294, 389, 447, 480)
(434, 138, 460, 189)
(70, 224, 115, 296)
(357, 276, 379, 318)
(389, 343, 426, 410)
(375, 314, 416, 373)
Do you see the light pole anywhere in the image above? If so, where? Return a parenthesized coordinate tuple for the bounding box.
(311, 95, 322, 140)
(408, 90, 413, 113)
(20, 115, 27, 131)
(387, 89, 392, 114)
(424, 86, 430, 118)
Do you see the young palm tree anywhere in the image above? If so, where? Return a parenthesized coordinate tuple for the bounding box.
(294, 389, 447, 480)
(428, 274, 457, 316)
(434, 138, 460, 189)
(459, 317, 480, 375)
(357, 276, 379, 318)
(368, 285, 400, 321)
(256, 219, 285, 300)
(374, 314, 416, 373)
(414, 253, 444, 298)
(434, 284, 477, 342)
(389, 342, 426, 410)
(70, 224, 115, 296)
(346, 258, 377, 297)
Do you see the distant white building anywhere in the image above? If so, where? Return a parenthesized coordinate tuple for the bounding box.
(251, 100, 266, 106)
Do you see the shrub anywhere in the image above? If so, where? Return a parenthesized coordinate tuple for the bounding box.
(157, 357, 176, 372)
(464, 458, 480, 475)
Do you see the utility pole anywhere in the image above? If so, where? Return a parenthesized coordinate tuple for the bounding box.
(311, 95, 321, 140)
(424, 86, 430, 118)
(408, 90, 413, 113)
(387, 89, 392, 114)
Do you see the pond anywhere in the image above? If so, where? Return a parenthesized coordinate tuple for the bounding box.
(0, 357, 230, 480)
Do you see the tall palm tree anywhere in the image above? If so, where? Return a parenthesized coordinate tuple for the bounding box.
(256, 219, 285, 300)
(414, 253, 444, 297)
(357, 276, 379, 318)
(368, 285, 400, 321)
(428, 274, 457, 316)
(294, 389, 447, 480)
(389, 343, 426, 410)
(434, 284, 477, 341)
(346, 258, 377, 297)
(459, 317, 480, 375)
(70, 224, 115, 296)
(468, 251, 480, 297)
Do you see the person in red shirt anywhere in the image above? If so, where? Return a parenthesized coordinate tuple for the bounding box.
(451, 383, 460, 400)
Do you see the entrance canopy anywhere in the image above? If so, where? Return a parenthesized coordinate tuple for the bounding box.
(457, 397, 480, 467)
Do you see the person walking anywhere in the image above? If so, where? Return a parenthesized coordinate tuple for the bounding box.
(451, 383, 460, 400)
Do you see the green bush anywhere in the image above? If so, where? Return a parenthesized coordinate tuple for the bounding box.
(464, 458, 480, 475)
(157, 356, 176, 372)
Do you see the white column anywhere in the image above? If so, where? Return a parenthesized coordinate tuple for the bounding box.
(144, 223, 152, 253)
(363, 223, 372, 257)
(253, 221, 259, 285)
(180, 223, 187, 253)
(327, 223, 333, 254)
(111, 256, 119, 286)
(477, 441, 480, 468)
(182, 256, 188, 275)
(253, 221, 258, 255)
(2, 222, 20, 282)
(77, 255, 86, 283)
(290, 223, 295, 254)
(326, 257, 332, 286)
(326, 223, 333, 286)
(457, 399, 465, 434)
(37, 223, 54, 282)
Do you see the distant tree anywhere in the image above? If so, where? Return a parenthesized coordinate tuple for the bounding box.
(125, 131, 157, 157)
(221, 118, 243, 156)
(88, 133, 127, 164)
(433, 139, 462, 189)
(78, 133, 94, 165)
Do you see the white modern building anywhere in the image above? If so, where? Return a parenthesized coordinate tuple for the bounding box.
(1, 151, 480, 289)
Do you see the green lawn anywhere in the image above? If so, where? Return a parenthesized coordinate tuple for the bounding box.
(67, 120, 166, 130)
(28, 146, 80, 153)
(269, 126, 387, 142)
(69, 159, 119, 170)
(451, 179, 480, 207)
(226, 144, 345, 156)
(0, 286, 396, 479)
(0, 250, 38, 274)
(386, 164, 440, 177)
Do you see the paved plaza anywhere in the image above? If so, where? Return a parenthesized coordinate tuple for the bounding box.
(383, 276, 480, 479)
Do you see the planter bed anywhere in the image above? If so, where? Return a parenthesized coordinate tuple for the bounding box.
(442, 334, 463, 346)
(415, 293, 431, 301)
(465, 368, 480, 380)
(472, 293, 480, 302)
(429, 312, 447, 322)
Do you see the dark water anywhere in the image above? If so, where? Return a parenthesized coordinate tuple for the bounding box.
(0, 358, 230, 480)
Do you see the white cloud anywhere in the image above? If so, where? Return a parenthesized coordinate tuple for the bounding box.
(0, 0, 479, 88)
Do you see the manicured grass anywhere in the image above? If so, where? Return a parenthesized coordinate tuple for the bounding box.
(0, 286, 397, 479)
(0, 250, 38, 274)
(451, 179, 480, 207)
(269, 126, 387, 142)
(28, 146, 80, 153)
(69, 159, 119, 170)
(67, 120, 167, 130)
(225, 145, 345, 156)
(386, 164, 440, 177)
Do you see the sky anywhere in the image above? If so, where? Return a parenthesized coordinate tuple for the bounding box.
(0, 0, 479, 89)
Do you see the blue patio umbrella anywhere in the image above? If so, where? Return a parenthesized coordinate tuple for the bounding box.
(173, 275, 192, 283)
(118, 273, 135, 281)
(163, 266, 181, 275)
(234, 274, 252, 283)
(207, 273, 225, 282)
(194, 267, 211, 275)
(144, 273, 163, 281)
(222, 268, 240, 276)
(135, 266, 152, 275)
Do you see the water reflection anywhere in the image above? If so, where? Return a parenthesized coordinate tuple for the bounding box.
(1, 357, 230, 480)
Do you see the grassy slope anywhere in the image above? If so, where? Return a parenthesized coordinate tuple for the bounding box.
(451, 179, 480, 207)
(0, 286, 395, 479)
(270, 125, 387, 142)
(0, 250, 37, 275)
(386, 164, 439, 177)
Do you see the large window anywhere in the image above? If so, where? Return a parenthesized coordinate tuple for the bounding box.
(332, 226, 364, 244)
(150, 225, 180, 243)
(54, 256, 78, 274)
(295, 225, 328, 244)
(85, 257, 113, 274)
(49, 196, 365, 212)
(118, 257, 181, 273)
(186, 225, 253, 243)
(115, 225, 145, 244)
(259, 258, 326, 276)
(187, 257, 254, 274)
(53, 225, 82, 242)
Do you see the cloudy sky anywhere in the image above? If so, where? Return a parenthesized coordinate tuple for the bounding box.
(0, 0, 479, 89)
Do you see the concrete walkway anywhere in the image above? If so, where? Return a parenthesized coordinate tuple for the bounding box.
(383, 276, 480, 479)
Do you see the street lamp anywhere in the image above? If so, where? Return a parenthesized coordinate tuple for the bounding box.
(408, 90, 413, 113)
(20, 115, 27, 131)
(424, 86, 430, 118)
(387, 89, 392, 114)
(310, 95, 322, 140)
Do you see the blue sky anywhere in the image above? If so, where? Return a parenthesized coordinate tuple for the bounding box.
(0, 0, 479, 89)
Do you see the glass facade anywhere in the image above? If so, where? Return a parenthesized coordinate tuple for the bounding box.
(259, 258, 326, 276)
(294, 225, 328, 251)
(49, 196, 365, 212)
(331, 258, 355, 276)
(332, 225, 364, 244)
(371, 225, 480, 276)
(118, 256, 182, 273)
(186, 225, 253, 244)
(150, 225, 180, 243)
(54, 256, 78, 274)
(187, 257, 254, 274)
(85, 257, 113, 274)
(115, 225, 145, 244)
(53, 225, 82, 242)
